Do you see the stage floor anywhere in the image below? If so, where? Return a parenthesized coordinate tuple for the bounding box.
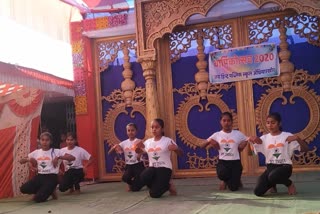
(1, 172, 319, 214)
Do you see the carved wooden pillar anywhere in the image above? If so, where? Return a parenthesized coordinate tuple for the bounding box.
(121, 44, 135, 107)
(195, 32, 209, 99)
(278, 21, 294, 91)
(139, 57, 160, 137)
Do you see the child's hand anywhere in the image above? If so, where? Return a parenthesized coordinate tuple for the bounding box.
(175, 148, 184, 157)
(19, 158, 29, 164)
(30, 166, 38, 173)
(286, 135, 299, 143)
(52, 157, 59, 168)
(135, 147, 144, 154)
(83, 167, 87, 176)
(114, 145, 123, 154)
(210, 140, 220, 150)
(168, 141, 178, 151)
(29, 158, 37, 167)
(135, 140, 144, 149)
(247, 136, 262, 144)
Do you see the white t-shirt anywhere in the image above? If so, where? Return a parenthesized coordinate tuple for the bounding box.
(119, 138, 141, 165)
(144, 136, 176, 169)
(60, 146, 91, 171)
(208, 130, 247, 160)
(253, 132, 300, 165)
(28, 148, 62, 174)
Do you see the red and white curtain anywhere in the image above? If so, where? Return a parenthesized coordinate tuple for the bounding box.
(0, 88, 43, 198)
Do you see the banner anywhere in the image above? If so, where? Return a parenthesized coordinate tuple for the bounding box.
(209, 44, 280, 84)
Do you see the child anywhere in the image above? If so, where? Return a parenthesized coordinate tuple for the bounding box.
(19, 132, 75, 202)
(59, 132, 67, 149)
(248, 112, 309, 196)
(109, 123, 145, 192)
(59, 132, 93, 194)
(200, 112, 248, 191)
(136, 118, 183, 198)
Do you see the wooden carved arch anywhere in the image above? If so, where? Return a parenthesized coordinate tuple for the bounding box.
(135, 0, 320, 58)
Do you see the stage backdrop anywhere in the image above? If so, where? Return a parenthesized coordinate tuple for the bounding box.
(0, 88, 43, 199)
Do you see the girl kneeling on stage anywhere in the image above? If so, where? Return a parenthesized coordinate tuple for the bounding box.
(201, 112, 248, 191)
(59, 132, 93, 194)
(136, 118, 183, 198)
(109, 123, 145, 192)
(248, 112, 309, 196)
(19, 132, 75, 202)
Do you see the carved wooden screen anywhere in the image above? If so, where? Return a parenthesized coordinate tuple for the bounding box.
(94, 35, 147, 180)
(169, 19, 240, 177)
(169, 10, 320, 177)
(94, 11, 320, 180)
(243, 12, 320, 172)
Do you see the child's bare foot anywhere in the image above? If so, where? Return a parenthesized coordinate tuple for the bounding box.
(51, 190, 58, 200)
(269, 186, 277, 193)
(169, 182, 177, 196)
(288, 183, 296, 195)
(219, 181, 227, 190)
(67, 188, 75, 195)
(74, 190, 81, 195)
(126, 185, 132, 192)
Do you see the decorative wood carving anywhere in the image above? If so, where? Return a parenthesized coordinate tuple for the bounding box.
(278, 21, 294, 91)
(186, 149, 219, 169)
(292, 147, 320, 165)
(174, 82, 236, 149)
(169, 24, 233, 63)
(194, 32, 209, 99)
(285, 13, 320, 46)
(138, 57, 160, 137)
(253, 19, 320, 144)
(97, 38, 136, 72)
(135, 0, 320, 59)
(121, 43, 135, 107)
(102, 87, 146, 147)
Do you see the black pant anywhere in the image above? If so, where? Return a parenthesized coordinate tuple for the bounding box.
(254, 164, 293, 196)
(122, 162, 145, 191)
(216, 159, 243, 191)
(140, 167, 172, 198)
(59, 168, 84, 192)
(20, 174, 58, 203)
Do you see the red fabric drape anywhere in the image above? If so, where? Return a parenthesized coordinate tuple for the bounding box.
(8, 90, 43, 117)
(0, 127, 16, 198)
(0, 89, 43, 199)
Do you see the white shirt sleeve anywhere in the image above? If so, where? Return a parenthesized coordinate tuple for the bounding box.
(238, 131, 247, 142)
(80, 147, 91, 160)
(28, 150, 37, 159)
(168, 138, 177, 146)
(119, 140, 125, 149)
(55, 149, 63, 158)
(207, 132, 218, 142)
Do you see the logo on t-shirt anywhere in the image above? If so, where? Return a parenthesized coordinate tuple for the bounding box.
(124, 146, 136, 159)
(40, 161, 47, 169)
(37, 156, 50, 169)
(268, 143, 284, 159)
(221, 139, 235, 153)
(148, 147, 161, 161)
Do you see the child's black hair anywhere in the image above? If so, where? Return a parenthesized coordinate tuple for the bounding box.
(126, 123, 138, 130)
(153, 118, 165, 136)
(66, 132, 79, 146)
(220, 112, 233, 121)
(267, 112, 282, 131)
